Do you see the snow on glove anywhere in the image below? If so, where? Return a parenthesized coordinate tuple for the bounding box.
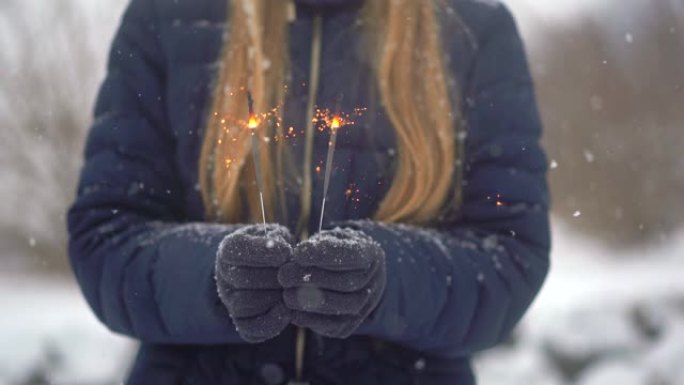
(278, 227, 386, 338)
(216, 224, 294, 343)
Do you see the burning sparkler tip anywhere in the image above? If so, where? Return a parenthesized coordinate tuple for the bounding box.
(331, 116, 341, 130)
(248, 116, 258, 129)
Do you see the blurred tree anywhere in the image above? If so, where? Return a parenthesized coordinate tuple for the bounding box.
(526, 0, 684, 247)
(0, 0, 126, 272)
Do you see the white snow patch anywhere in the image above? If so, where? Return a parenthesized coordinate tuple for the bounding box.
(578, 360, 647, 385)
(476, 221, 684, 385)
(0, 275, 135, 385)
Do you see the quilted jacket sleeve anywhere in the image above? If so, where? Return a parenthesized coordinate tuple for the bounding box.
(354, 3, 551, 358)
(67, 0, 242, 344)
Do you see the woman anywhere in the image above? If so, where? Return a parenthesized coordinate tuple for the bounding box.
(68, 0, 550, 383)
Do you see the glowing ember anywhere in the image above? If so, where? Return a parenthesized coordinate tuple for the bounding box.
(331, 116, 341, 130)
(344, 185, 360, 199)
(210, 91, 285, 142)
(312, 107, 366, 131)
(248, 116, 259, 129)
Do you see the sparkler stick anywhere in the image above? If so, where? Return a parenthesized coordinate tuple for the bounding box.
(318, 94, 344, 233)
(247, 91, 267, 234)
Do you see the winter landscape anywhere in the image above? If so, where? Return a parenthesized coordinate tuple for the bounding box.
(1, 0, 683, 384)
(2, 222, 684, 385)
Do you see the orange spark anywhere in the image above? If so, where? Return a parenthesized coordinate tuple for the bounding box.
(331, 116, 341, 130)
(312, 107, 365, 132)
(248, 115, 258, 129)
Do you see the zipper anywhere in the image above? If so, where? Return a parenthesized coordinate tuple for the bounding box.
(292, 9, 324, 385)
(296, 13, 324, 241)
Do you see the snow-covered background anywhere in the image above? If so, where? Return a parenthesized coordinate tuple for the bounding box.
(2, 222, 683, 385)
(475, 223, 684, 385)
(0, 0, 682, 384)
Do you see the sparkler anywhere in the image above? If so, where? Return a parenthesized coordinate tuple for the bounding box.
(318, 95, 344, 233)
(246, 91, 267, 234)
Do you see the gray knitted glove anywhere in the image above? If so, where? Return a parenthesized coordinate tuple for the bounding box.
(278, 228, 386, 338)
(216, 224, 294, 343)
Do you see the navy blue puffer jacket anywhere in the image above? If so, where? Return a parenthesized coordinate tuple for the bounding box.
(67, 0, 551, 384)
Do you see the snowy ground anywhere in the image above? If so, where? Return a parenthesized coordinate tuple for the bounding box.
(1, 222, 683, 385)
(0, 276, 134, 385)
(475, 222, 684, 385)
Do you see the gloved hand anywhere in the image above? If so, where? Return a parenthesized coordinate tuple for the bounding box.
(215, 224, 294, 343)
(278, 228, 386, 338)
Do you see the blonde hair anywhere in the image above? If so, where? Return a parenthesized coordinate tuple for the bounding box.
(200, 0, 462, 224)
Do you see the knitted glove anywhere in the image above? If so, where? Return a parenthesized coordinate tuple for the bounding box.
(278, 228, 386, 338)
(216, 224, 294, 343)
